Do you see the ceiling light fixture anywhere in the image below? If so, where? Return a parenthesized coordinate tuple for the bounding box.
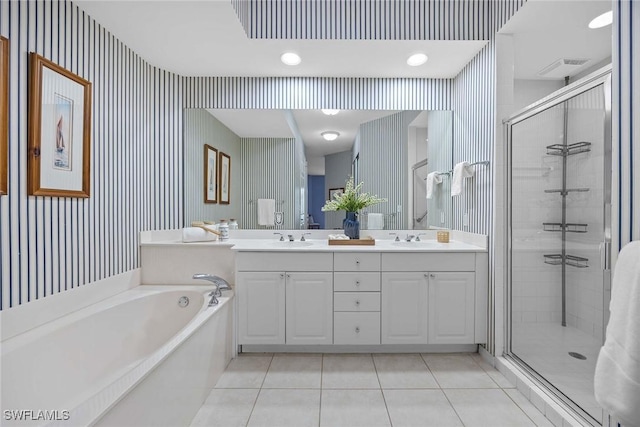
(407, 53, 428, 67)
(321, 131, 340, 141)
(588, 10, 612, 29)
(280, 52, 301, 66)
(321, 109, 340, 115)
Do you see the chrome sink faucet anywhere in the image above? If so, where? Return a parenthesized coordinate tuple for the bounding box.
(273, 232, 284, 241)
(405, 234, 415, 242)
(192, 273, 232, 306)
(389, 232, 400, 242)
(416, 233, 427, 241)
(288, 234, 294, 242)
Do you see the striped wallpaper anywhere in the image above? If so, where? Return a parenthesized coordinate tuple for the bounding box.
(614, 0, 639, 248)
(239, 137, 298, 229)
(0, 0, 182, 310)
(426, 110, 453, 229)
(231, 0, 492, 41)
(358, 110, 421, 230)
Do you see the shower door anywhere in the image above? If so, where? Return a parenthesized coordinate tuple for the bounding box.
(505, 68, 611, 426)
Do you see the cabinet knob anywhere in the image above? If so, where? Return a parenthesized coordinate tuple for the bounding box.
(355, 300, 360, 306)
(355, 327, 360, 333)
(280, 274, 285, 279)
(355, 260, 360, 265)
(424, 274, 428, 278)
(355, 280, 360, 286)
(286, 274, 291, 278)
(430, 273, 435, 278)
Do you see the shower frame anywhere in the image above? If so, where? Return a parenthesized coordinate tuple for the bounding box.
(503, 65, 612, 426)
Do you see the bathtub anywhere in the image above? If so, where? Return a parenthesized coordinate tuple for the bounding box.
(1, 285, 234, 427)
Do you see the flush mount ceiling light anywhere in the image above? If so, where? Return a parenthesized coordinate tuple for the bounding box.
(321, 109, 340, 115)
(321, 131, 340, 141)
(407, 53, 428, 67)
(588, 10, 612, 29)
(280, 52, 301, 66)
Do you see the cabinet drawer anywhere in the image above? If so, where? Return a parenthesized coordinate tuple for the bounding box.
(382, 252, 475, 272)
(334, 292, 380, 312)
(334, 312, 381, 345)
(237, 252, 333, 271)
(334, 253, 381, 271)
(334, 272, 381, 292)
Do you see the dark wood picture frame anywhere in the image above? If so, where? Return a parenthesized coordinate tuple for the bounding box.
(204, 144, 218, 203)
(27, 53, 92, 197)
(218, 151, 231, 205)
(329, 187, 344, 200)
(0, 36, 8, 195)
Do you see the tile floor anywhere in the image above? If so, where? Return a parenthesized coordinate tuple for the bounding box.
(190, 353, 554, 427)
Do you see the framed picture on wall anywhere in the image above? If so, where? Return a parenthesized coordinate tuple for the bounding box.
(0, 36, 8, 195)
(27, 53, 92, 197)
(204, 144, 218, 203)
(329, 187, 344, 200)
(218, 151, 231, 204)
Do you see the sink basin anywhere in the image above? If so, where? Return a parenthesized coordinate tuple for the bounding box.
(391, 241, 439, 247)
(277, 241, 314, 247)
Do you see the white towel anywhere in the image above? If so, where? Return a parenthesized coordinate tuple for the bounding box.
(451, 162, 475, 196)
(594, 241, 640, 427)
(426, 172, 443, 199)
(182, 226, 218, 243)
(258, 198, 275, 226)
(367, 213, 384, 230)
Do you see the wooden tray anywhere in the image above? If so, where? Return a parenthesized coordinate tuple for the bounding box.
(328, 238, 375, 246)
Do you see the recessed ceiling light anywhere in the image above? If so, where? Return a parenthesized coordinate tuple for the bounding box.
(321, 109, 340, 116)
(321, 131, 340, 141)
(407, 53, 428, 67)
(588, 10, 612, 29)
(281, 52, 301, 66)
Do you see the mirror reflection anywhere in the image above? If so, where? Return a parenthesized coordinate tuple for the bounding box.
(183, 109, 453, 230)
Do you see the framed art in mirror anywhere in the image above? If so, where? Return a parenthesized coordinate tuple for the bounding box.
(219, 151, 231, 204)
(204, 144, 218, 203)
(27, 53, 92, 197)
(329, 187, 344, 200)
(0, 36, 8, 195)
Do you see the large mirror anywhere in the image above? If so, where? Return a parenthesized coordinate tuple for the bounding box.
(183, 109, 453, 230)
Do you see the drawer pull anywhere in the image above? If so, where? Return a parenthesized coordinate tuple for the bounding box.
(355, 280, 360, 286)
(356, 260, 360, 265)
(430, 273, 435, 278)
(280, 274, 285, 279)
(355, 327, 360, 333)
(355, 300, 360, 306)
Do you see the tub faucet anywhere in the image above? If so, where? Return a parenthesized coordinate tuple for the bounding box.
(192, 274, 232, 306)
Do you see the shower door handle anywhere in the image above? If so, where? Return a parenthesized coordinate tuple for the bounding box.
(600, 241, 611, 271)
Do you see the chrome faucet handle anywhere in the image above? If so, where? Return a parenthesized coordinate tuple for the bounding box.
(273, 232, 284, 241)
(287, 234, 294, 242)
(415, 233, 427, 242)
(389, 232, 400, 242)
(300, 232, 312, 241)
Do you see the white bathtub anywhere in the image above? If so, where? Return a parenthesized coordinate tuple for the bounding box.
(1, 285, 234, 427)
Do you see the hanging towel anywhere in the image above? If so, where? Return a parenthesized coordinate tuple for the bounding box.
(451, 162, 475, 196)
(182, 226, 218, 243)
(426, 172, 443, 199)
(594, 241, 640, 427)
(257, 198, 276, 226)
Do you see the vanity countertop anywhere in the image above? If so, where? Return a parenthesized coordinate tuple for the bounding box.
(229, 238, 486, 253)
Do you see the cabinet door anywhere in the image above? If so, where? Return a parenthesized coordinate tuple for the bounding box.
(237, 272, 285, 345)
(286, 272, 333, 345)
(381, 273, 429, 344)
(428, 272, 475, 344)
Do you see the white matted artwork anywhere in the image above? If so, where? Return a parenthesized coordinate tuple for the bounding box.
(28, 53, 91, 197)
(218, 151, 230, 204)
(204, 144, 217, 203)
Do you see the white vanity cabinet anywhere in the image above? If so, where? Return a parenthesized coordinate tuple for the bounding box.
(381, 252, 486, 345)
(333, 253, 381, 345)
(236, 252, 333, 346)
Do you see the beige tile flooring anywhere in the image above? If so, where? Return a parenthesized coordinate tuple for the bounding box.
(190, 353, 554, 427)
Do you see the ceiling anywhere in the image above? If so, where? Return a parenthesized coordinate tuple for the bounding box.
(75, 0, 612, 174)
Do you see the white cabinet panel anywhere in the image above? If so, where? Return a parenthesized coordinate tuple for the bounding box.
(381, 273, 429, 344)
(334, 253, 381, 271)
(334, 272, 381, 292)
(382, 253, 475, 272)
(286, 272, 333, 345)
(237, 252, 333, 272)
(428, 272, 475, 344)
(334, 312, 381, 345)
(237, 272, 285, 345)
(334, 292, 381, 312)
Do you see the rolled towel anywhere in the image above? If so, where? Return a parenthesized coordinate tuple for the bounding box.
(451, 162, 475, 196)
(182, 226, 219, 243)
(594, 241, 640, 427)
(258, 199, 276, 226)
(426, 172, 443, 199)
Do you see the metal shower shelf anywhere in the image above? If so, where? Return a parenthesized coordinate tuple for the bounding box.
(542, 223, 588, 233)
(543, 254, 589, 268)
(544, 188, 590, 195)
(546, 141, 592, 156)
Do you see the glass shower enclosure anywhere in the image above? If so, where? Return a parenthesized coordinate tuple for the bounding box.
(505, 68, 611, 425)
